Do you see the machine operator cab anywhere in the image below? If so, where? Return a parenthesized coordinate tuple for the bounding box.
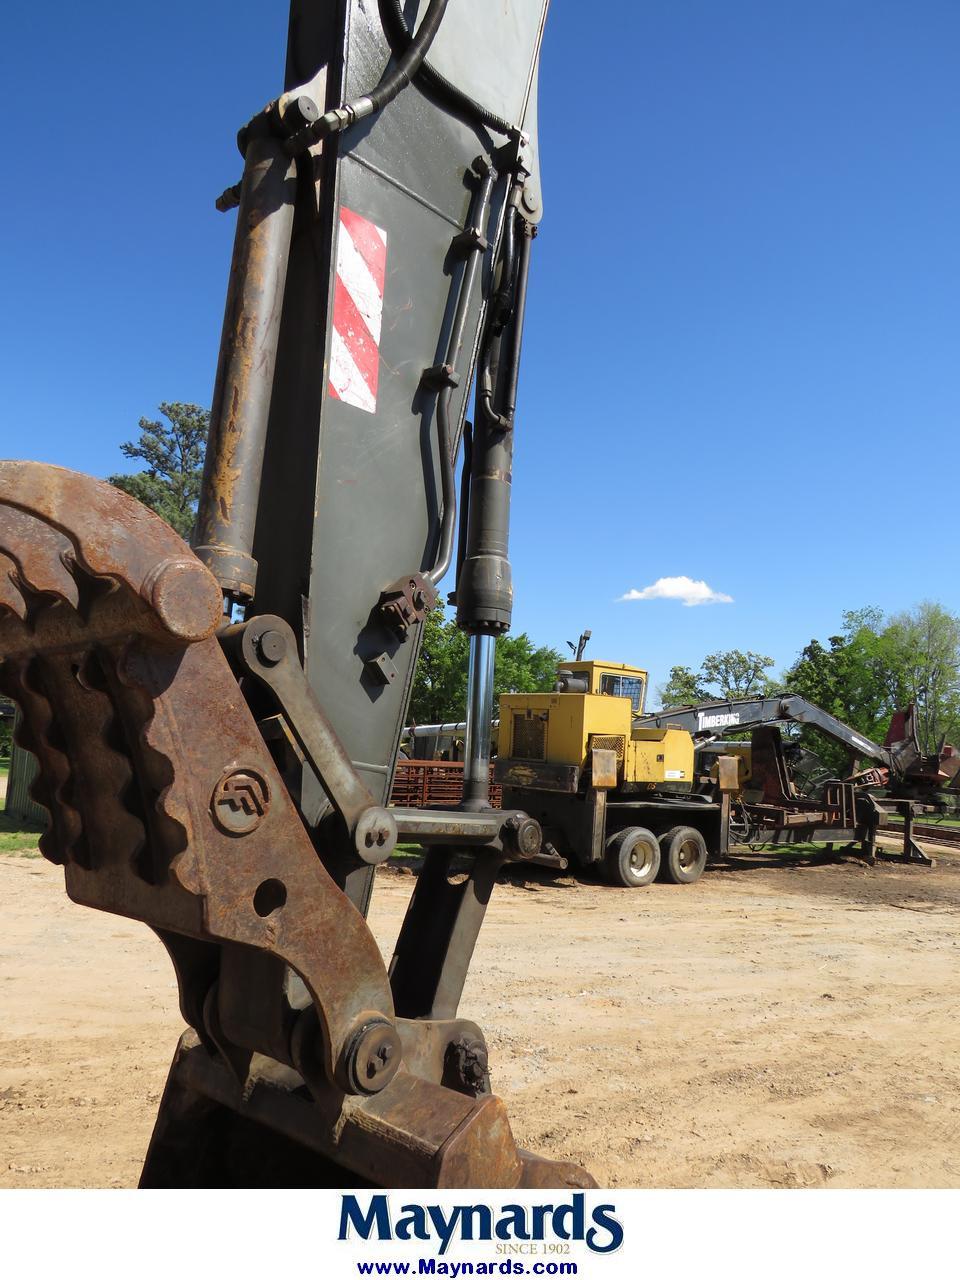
(554, 661, 648, 715)
(498, 657, 692, 796)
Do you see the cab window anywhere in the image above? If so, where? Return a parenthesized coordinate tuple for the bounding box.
(599, 673, 645, 712)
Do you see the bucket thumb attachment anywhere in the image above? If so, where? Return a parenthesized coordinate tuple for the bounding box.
(0, 461, 592, 1188)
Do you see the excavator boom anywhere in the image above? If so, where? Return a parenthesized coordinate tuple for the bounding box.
(0, 1, 593, 1189)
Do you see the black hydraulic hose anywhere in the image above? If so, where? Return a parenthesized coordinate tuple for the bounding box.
(368, 0, 450, 115)
(429, 385, 459, 587)
(490, 204, 517, 333)
(501, 221, 533, 423)
(477, 209, 532, 432)
(380, 0, 516, 136)
(427, 164, 497, 587)
(285, 0, 449, 153)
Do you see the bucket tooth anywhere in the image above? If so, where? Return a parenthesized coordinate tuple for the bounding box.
(0, 505, 80, 611)
(0, 657, 80, 865)
(0, 553, 27, 620)
(0, 461, 223, 646)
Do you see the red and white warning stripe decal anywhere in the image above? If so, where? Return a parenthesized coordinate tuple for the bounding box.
(329, 207, 387, 414)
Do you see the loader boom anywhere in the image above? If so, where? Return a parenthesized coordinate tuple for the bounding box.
(638, 693, 946, 796)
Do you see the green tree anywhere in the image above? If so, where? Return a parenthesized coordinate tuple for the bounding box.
(786, 632, 872, 773)
(658, 650, 775, 706)
(883, 603, 960, 751)
(701, 649, 776, 699)
(787, 635, 849, 715)
(659, 665, 709, 707)
(496, 631, 563, 701)
(408, 607, 561, 725)
(408, 607, 470, 725)
(109, 402, 209, 538)
(785, 602, 960, 767)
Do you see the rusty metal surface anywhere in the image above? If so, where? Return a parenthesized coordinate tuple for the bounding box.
(142, 1032, 594, 1188)
(0, 0, 595, 1188)
(391, 759, 502, 808)
(193, 123, 298, 602)
(589, 747, 619, 790)
(0, 465, 393, 1082)
(0, 461, 592, 1188)
(226, 615, 388, 846)
(494, 757, 581, 793)
(0, 461, 223, 644)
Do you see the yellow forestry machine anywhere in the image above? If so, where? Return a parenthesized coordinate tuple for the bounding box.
(496, 659, 954, 884)
(0, 1, 596, 1188)
(498, 660, 730, 886)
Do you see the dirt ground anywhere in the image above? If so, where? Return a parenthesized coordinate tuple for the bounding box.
(3, 841, 960, 1188)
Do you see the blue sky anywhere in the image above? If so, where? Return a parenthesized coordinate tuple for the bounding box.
(2, 2, 958, 698)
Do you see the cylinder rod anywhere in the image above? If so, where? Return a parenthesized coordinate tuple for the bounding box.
(462, 633, 496, 809)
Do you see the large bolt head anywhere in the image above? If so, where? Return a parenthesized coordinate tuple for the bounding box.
(447, 1035, 490, 1093)
(505, 814, 541, 859)
(344, 1020, 402, 1095)
(256, 628, 287, 665)
(354, 808, 397, 864)
(144, 557, 223, 643)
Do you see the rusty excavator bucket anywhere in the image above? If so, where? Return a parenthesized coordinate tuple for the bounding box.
(0, 465, 588, 1187)
(0, 0, 594, 1188)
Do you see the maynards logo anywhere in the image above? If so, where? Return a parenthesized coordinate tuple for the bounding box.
(339, 1193, 624, 1256)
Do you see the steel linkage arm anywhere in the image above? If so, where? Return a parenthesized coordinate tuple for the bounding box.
(0, 465, 589, 1186)
(226, 613, 544, 861)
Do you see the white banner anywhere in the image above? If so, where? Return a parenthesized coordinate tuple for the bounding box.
(1, 1188, 955, 1280)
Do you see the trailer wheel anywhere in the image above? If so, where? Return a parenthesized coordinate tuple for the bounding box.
(658, 826, 708, 885)
(604, 826, 661, 888)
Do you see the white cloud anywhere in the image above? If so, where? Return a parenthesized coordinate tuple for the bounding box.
(618, 576, 733, 608)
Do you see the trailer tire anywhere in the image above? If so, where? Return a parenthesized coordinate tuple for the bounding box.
(658, 826, 708, 885)
(604, 826, 661, 888)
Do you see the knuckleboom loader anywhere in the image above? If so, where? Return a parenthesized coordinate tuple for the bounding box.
(497, 661, 950, 884)
(0, 1, 596, 1188)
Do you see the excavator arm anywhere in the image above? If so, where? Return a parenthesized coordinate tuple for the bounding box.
(0, 0, 592, 1189)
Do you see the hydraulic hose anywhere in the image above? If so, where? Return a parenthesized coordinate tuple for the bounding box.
(477, 208, 531, 432)
(426, 162, 497, 587)
(380, 0, 516, 136)
(285, 0, 450, 153)
(490, 202, 517, 333)
(368, 0, 450, 115)
(501, 219, 533, 423)
(428, 385, 459, 586)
